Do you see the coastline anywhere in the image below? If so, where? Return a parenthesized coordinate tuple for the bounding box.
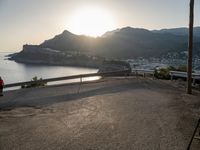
(8, 58, 100, 69)
(0, 53, 99, 85)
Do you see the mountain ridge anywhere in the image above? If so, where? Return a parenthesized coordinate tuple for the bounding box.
(152, 26, 200, 36)
(10, 26, 200, 66)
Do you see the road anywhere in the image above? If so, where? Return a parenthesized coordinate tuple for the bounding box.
(0, 77, 200, 150)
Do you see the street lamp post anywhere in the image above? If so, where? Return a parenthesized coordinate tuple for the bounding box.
(187, 0, 194, 94)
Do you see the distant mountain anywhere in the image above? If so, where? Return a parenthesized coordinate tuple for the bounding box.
(40, 26, 200, 58)
(41, 30, 96, 54)
(11, 26, 200, 66)
(95, 27, 187, 58)
(152, 26, 200, 37)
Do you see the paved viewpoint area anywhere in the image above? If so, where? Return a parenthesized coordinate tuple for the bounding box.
(0, 77, 200, 150)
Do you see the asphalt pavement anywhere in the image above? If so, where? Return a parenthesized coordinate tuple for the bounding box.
(0, 77, 200, 150)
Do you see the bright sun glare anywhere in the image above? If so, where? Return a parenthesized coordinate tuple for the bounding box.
(67, 6, 116, 37)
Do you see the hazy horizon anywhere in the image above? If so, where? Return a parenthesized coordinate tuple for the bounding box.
(1, 25, 200, 53)
(0, 0, 200, 52)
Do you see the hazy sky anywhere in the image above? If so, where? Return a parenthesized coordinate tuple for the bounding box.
(0, 0, 200, 52)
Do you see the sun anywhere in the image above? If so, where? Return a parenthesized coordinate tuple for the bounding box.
(66, 6, 116, 37)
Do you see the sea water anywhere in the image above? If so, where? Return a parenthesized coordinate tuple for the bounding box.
(0, 53, 99, 90)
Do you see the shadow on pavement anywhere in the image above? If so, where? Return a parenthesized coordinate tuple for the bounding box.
(0, 80, 144, 111)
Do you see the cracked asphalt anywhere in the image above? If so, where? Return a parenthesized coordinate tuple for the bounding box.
(0, 77, 200, 150)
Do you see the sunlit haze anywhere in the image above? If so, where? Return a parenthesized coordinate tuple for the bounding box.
(0, 0, 200, 51)
(66, 6, 116, 37)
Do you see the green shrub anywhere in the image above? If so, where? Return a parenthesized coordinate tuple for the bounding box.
(21, 76, 47, 88)
(154, 68, 171, 80)
(176, 65, 187, 72)
(154, 65, 188, 80)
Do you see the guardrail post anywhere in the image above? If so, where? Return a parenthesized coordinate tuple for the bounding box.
(170, 74, 173, 81)
(192, 78, 195, 85)
(77, 76, 82, 94)
(143, 73, 145, 78)
(136, 70, 138, 78)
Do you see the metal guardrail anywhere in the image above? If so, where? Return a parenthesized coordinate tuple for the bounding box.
(5, 69, 200, 89)
(4, 70, 130, 88)
(131, 69, 155, 77)
(169, 71, 200, 80)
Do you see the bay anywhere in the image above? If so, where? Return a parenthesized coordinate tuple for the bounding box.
(0, 53, 99, 89)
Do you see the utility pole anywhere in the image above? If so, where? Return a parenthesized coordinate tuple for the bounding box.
(187, 0, 194, 94)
